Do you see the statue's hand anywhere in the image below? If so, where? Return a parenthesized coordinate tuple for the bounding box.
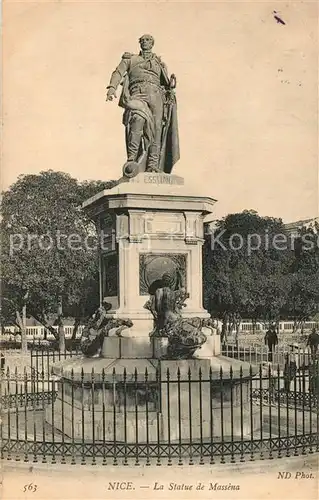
(106, 87, 117, 101)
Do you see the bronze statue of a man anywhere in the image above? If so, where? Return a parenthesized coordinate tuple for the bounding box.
(106, 34, 180, 175)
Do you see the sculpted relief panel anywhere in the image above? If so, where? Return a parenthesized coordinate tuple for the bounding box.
(139, 253, 187, 295)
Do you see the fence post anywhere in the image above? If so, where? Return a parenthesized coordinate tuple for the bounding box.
(123, 367, 128, 466)
(258, 364, 264, 460)
(293, 370, 298, 457)
(188, 366, 193, 466)
(60, 367, 66, 465)
(198, 366, 204, 465)
(102, 368, 107, 466)
(276, 364, 282, 459)
(209, 367, 214, 465)
(219, 367, 225, 464)
(177, 367, 183, 466)
(91, 368, 96, 466)
(50, 368, 56, 465)
(301, 364, 306, 455)
(145, 367, 150, 467)
(80, 368, 86, 465)
(41, 369, 46, 464)
(71, 368, 76, 465)
(285, 365, 290, 458)
(316, 361, 319, 453)
(14, 367, 20, 462)
(229, 365, 235, 463)
(156, 366, 161, 467)
(249, 365, 254, 461)
(134, 367, 139, 466)
(267, 364, 273, 460)
(166, 367, 172, 466)
(32, 367, 38, 463)
(239, 366, 245, 462)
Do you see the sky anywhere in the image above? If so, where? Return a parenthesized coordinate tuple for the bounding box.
(2, 0, 318, 223)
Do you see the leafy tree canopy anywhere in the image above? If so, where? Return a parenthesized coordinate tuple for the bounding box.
(1, 170, 116, 346)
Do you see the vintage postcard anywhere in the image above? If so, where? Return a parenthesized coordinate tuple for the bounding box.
(1, 0, 318, 499)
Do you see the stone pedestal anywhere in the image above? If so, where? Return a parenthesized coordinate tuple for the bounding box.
(82, 173, 216, 340)
(46, 172, 260, 445)
(47, 354, 259, 443)
(160, 357, 259, 441)
(46, 356, 160, 443)
(100, 335, 169, 359)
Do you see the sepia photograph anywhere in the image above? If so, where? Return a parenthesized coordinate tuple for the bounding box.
(1, 1, 318, 498)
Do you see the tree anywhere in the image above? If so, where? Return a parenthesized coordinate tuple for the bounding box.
(1, 170, 117, 350)
(0, 295, 28, 351)
(284, 223, 319, 331)
(203, 210, 292, 343)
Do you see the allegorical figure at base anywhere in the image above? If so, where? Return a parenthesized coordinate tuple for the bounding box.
(106, 34, 180, 176)
(144, 273, 208, 359)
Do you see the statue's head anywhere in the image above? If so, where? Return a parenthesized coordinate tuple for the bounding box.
(139, 34, 154, 51)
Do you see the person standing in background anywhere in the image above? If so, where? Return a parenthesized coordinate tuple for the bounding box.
(306, 327, 319, 361)
(283, 344, 299, 392)
(264, 323, 278, 362)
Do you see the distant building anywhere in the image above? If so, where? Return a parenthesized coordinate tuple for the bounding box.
(284, 217, 319, 237)
(205, 217, 319, 238)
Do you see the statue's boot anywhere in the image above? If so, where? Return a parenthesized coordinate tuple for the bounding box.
(146, 144, 161, 172)
(127, 130, 144, 161)
(127, 114, 145, 162)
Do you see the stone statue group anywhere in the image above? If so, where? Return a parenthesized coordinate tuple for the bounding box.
(106, 34, 180, 178)
(80, 274, 218, 359)
(79, 35, 216, 359)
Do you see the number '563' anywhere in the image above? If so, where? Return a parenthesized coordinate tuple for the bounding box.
(23, 483, 37, 493)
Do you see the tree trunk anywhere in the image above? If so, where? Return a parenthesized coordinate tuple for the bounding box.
(58, 321, 65, 351)
(228, 317, 234, 341)
(71, 317, 81, 343)
(19, 291, 29, 351)
(15, 311, 24, 348)
(22, 303, 27, 352)
(16, 308, 27, 353)
(57, 299, 65, 352)
(235, 318, 241, 348)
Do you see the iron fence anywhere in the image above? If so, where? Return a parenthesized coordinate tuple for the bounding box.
(30, 348, 80, 378)
(222, 344, 312, 369)
(1, 363, 318, 465)
(28, 345, 314, 378)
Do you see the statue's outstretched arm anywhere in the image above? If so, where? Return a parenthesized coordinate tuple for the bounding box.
(106, 55, 130, 100)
